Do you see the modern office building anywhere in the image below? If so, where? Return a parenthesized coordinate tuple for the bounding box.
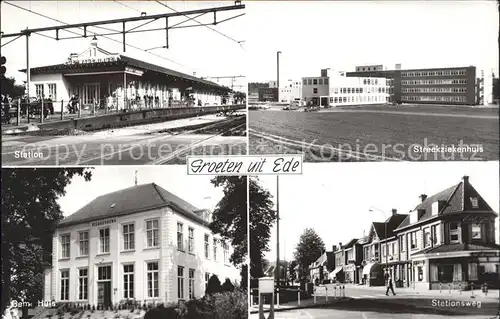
(279, 79, 302, 103)
(347, 64, 494, 106)
(21, 38, 230, 110)
(302, 69, 389, 107)
(43, 183, 239, 306)
(257, 87, 279, 102)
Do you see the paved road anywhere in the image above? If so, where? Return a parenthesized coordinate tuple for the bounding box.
(251, 296, 497, 319)
(316, 283, 499, 301)
(248, 105, 499, 161)
(250, 308, 492, 319)
(2, 116, 246, 165)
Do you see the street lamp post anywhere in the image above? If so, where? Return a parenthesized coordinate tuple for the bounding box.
(277, 51, 281, 102)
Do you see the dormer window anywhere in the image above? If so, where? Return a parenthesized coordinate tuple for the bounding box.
(471, 224, 482, 239)
(470, 197, 478, 208)
(432, 202, 439, 216)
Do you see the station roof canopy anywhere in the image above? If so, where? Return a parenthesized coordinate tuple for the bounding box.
(20, 42, 232, 93)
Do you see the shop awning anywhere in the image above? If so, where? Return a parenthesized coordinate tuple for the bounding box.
(329, 266, 343, 279)
(362, 263, 380, 276)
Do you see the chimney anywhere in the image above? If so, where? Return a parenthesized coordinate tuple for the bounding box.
(392, 209, 397, 216)
(462, 175, 469, 184)
(419, 194, 427, 202)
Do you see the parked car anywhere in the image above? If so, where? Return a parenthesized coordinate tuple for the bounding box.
(304, 105, 320, 112)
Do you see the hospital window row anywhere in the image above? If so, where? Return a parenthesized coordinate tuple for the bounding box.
(303, 78, 330, 86)
(331, 87, 387, 94)
(402, 69, 467, 77)
(402, 87, 467, 93)
(330, 95, 386, 103)
(402, 95, 468, 102)
(401, 79, 467, 85)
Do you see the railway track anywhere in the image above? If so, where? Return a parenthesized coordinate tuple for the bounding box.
(150, 121, 247, 165)
(2, 116, 247, 166)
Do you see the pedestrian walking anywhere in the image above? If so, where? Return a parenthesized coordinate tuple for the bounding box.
(386, 274, 396, 296)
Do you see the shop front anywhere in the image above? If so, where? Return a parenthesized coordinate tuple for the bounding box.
(362, 262, 384, 286)
(412, 249, 500, 290)
(329, 266, 345, 283)
(343, 264, 356, 284)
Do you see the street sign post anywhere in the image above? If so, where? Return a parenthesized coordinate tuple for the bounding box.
(259, 277, 275, 319)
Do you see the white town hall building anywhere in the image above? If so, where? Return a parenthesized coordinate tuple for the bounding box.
(43, 183, 239, 306)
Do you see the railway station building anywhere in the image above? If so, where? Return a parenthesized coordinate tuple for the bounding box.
(347, 64, 494, 106)
(43, 183, 240, 306)
(21, 37, 232, 111)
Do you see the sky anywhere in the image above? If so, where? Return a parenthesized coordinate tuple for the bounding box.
(257, 161, 500, 262)
(0, 1, 246, 90)
(246, 0, 499, 83)
(57, 166, 224, 217)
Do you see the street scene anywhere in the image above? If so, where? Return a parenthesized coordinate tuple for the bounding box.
(1, 167, 248, 319)
(246, 1, 499, 161)
(249, 162, 500, 318)
(0, 1, 247, 165)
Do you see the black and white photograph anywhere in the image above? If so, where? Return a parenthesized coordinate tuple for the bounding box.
(0, 1, 247, 166)
(2, 1, 500, 319)
(1, 167, 248, 319)
(247, 1, 499, 162)
(249, 162, 500, 318)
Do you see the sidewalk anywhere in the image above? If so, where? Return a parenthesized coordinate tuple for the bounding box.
(339, 283, 499, 301)
(249, 297, 349, 314)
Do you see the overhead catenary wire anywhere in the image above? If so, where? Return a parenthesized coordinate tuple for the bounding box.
(3, 1, 189, 70)
(113, 0, 143, 13)
(154, 0, 244, 46)
(1, 35, 23, 47)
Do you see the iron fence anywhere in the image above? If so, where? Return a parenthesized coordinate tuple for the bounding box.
(1, 97, 240, 126)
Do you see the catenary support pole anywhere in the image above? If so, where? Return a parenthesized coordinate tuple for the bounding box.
(17, 98, 21, 126)
(40, 98, 44, 123)
(26, 32, 30, 121)
(122, 22, 126, 52)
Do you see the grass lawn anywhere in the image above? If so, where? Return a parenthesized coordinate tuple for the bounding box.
(249, 105, 498, 161)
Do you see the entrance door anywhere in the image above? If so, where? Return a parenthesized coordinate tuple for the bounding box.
(320, 97, 328, 107)
(311, 97, 319, 106)
(82, 83, 100, 106)
(97, 265, 112, 308)
(98, 282, 111, 308)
